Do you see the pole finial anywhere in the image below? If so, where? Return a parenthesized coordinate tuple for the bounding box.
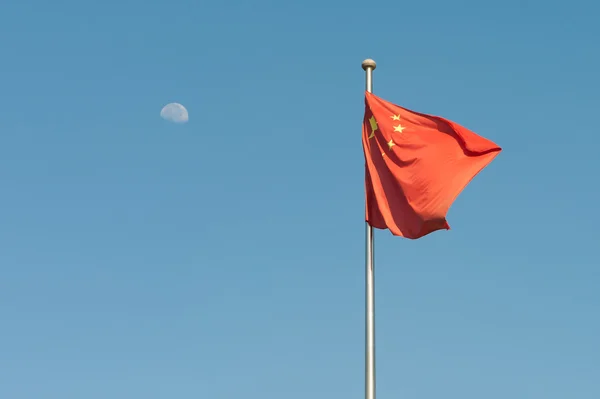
(362, 59, 377, 71)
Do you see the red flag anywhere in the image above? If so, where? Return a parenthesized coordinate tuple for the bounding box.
(363, 92, 501, 239)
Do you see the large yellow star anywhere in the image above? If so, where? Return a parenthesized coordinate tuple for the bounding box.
(393, 124, 405, 133)
(390, 114, 401, 121)
(368, 116, 378, 139)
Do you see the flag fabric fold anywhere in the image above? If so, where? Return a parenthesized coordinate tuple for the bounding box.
(363, 92, 501, 239)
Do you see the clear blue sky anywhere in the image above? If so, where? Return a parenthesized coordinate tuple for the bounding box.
(1, 0, 598, 398)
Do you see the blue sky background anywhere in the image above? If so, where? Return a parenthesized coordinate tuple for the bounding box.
(1, 0, 598, 398)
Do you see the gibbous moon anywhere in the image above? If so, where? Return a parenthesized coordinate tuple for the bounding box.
(160, 103, 189, 123)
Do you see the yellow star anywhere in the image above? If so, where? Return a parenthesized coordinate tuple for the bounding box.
(390, 114, 401, 121)
(387, 139, 395, 149)
(393, 124, 405, 133)
(368, 116, 378, 139)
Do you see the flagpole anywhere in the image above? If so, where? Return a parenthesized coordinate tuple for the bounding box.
(362, 58, 377, 399)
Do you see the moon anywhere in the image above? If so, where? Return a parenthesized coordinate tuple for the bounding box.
(160, 103, 189, 124)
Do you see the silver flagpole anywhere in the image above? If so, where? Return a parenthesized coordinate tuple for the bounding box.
(362, 58, 377, 399)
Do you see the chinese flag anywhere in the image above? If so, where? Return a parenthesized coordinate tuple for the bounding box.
(363, 92, 501, 239)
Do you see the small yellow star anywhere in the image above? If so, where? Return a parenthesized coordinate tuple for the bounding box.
(393, 124, 405, 133)
(390, 114, 401, 121)
(387, 139, 395, 149)
(368, 116, 378, 138)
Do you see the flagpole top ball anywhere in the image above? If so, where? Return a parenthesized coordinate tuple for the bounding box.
(362, 59, 377, 71)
